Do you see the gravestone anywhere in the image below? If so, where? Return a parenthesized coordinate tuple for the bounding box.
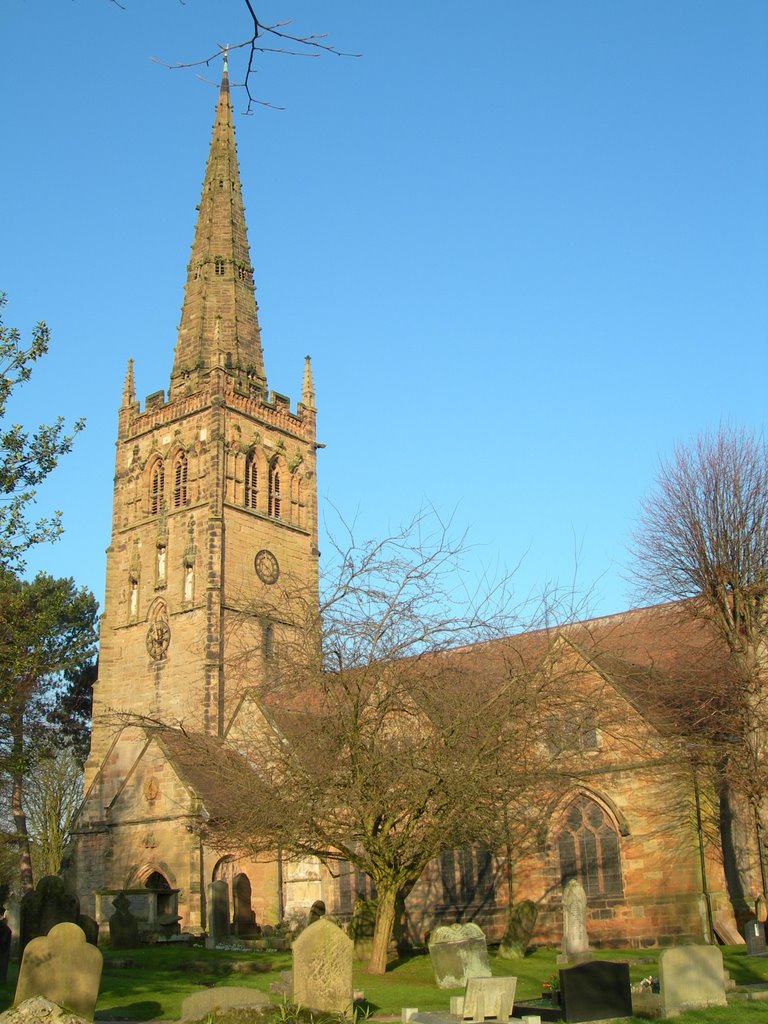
(658, 945, 727, 1014)
(561, 880, 590, 961)
(428, 923, 491, 989)
(0, 916, 10, 984)
(713, 913, 744, 945)
(559, 960, 631, 1023)
(19, 876, 80, 954)
(77, 915, 99, 948)
(745, 919, 767, 956)
(233, 874, 258, 937)
(206, 880, 230, 948)
(181, 985, 270, 1021)
(307, 899, 326, 927)
(292, 916, 353, 1015)
(14, 922, 103, 1021)
(498, 900, 537, 960)
(349, 898, 377, 962)
(108, 892, 140, 950)
(0, 997, 91, 1023)
(463, 977, 517, 1022)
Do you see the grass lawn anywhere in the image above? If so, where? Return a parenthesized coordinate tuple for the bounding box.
(0, 943, 767, 1022)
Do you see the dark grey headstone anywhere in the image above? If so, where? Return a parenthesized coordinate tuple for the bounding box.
(307, 899, 326, 927)
(0, 918, 10, 984)
(19, 876, 80, 954)
(559, 960, 632, 1023)
(78, 914, 99, 947)
(108, 892, 140, 950)
(206, 880, 230, 946)
(233, 874, 258, 936)
(745, 919, 767, 956)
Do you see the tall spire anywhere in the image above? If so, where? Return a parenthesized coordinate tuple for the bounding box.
(171, 57, 266, 393)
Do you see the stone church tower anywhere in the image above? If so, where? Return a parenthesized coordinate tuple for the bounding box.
(70, 58, 321, 933)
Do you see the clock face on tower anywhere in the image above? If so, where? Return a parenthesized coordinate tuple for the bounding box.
(146, 620, 171, 660)
(254, 548, 280, 585)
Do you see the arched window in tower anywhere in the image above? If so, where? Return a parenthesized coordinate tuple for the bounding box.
(555, 795, 623, 898)
(244, 451, 258, 509)
(173, 452, 188, 509)
(214, 257, 225, 276)
(268, 458, 282, 519)
(149, 458, 164, 515)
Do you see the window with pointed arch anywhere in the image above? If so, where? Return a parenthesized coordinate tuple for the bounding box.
(149, 458, 164, 515)
(268, 457, 282, 519)
(556, 795, 623, 897)
(173, 451, 189, 509)
(244, 450, 258, 510)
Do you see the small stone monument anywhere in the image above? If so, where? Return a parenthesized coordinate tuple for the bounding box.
(14, 922, 103, 1021)
(428, 923, 491, 989)
(498, 900, 537, 960)
(181, 986, 270, 1021)
(292, 916, 354, 1015)
(561, 879, 590, 962)
(745, 918, 767, 956)
(206, 879, 230, 948)
(19, 876, 80, 954)
(108, 892, 140, 949)
(658, 945, 727, 1013)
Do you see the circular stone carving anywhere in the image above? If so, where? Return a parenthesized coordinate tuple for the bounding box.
(146, 620, 171, 659)
(254, 549, 280, 585)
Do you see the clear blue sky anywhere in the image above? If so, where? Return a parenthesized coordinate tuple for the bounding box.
(2, 1, 767, 622)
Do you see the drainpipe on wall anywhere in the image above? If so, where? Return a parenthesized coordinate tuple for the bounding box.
(277, 845, 284, 923)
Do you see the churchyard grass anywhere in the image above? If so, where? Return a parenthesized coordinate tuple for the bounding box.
(1, 943, 767, 1021)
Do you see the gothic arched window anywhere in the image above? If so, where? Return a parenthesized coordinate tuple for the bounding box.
(244, 451, 258, 509)
(268, 458, 282, 519)
(556, 795, 623, 897)
(173, 452, 188, 509)
(440, 845, 494, 907)
(149, 458, 164, 515)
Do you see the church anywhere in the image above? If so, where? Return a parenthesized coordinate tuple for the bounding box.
(68, 59, 755, 949)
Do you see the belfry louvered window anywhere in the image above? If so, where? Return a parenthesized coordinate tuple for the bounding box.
(244, 451, 258, 509)
(268, 459, 281, 519)
(149, 459, 164, 515)
(214, 258, 225, 276)
(173, 452, 188, 509)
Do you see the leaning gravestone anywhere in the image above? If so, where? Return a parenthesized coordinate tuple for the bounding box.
(349, 898, 377, 962)
(428, 923, 491, 989)
(108, 892, 140, 950)
(181, 986, 270, 1021)
(206, 880, 230, 948)
(561, 879, 590, 961)
(658, 945, 727, 1014)
(14, 922, 103, 1021)
(19, 876, 80, 954)
(292, 917, 354, 1015)
(462, 977, 517, 1022)
(498, 900, 537, 960)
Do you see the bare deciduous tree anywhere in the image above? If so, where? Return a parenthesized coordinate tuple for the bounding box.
(174, 512, 586, 974)
(632, 426, 768, 896)
(24, 747, 83, 879)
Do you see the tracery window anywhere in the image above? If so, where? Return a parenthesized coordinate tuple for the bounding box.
(244, 451, 258, 509)
(173, 452, 188, 509)
(556, 795, 623, 897)
(336, 862, 377, 916)
(149, 459, 164, 515)
(440, 845, 494, 906)
(268, 458, 281, 519)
